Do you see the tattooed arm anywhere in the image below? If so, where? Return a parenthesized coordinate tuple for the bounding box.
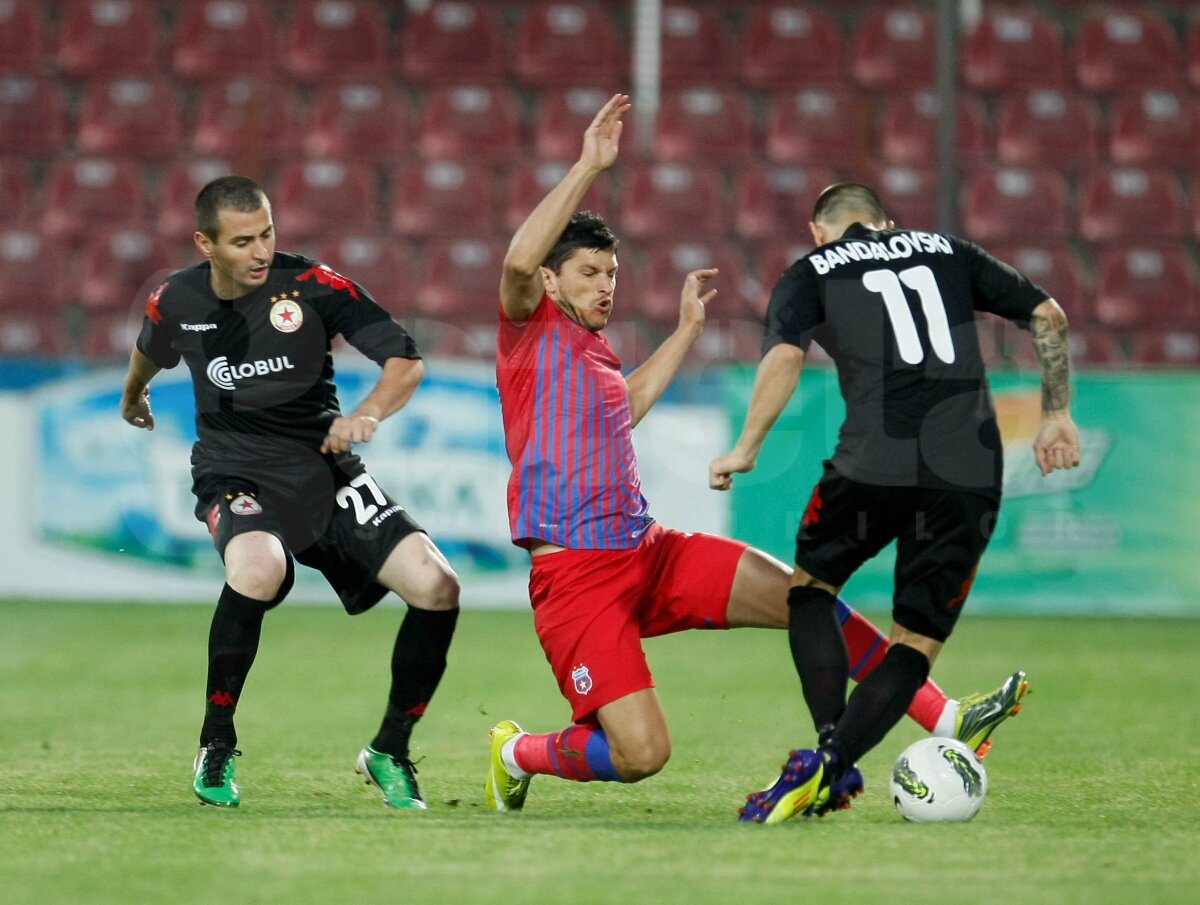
(1028, 299, 1082, 476)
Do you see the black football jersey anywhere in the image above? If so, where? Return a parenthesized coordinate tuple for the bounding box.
(763, 223, 1048, 494)
(136, 251, 419, 472)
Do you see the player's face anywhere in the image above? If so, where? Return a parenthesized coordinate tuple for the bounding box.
(196, 204, 276, 299)
(543, 248, 618, 332)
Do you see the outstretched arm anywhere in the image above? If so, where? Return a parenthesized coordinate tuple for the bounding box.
(499, 93, 631, 322)
(321, 357, 424, 454)
(708, 342, 806, 490)
(1028, 298, 1082, 476)
(120, 346, 162, 430)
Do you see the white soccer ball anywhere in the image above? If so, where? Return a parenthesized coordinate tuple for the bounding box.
(890, 737, 988, 823)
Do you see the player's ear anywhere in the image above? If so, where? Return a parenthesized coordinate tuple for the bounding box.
(539, 264, 558, 298)
(194, 231, 214, 260)
(808, 221, 824, 246)
(886, 219, 896, 230)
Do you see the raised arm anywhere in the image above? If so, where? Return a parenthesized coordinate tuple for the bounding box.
(1028, 298, 1082, 476)
(499, 93, 630, 322)
(708, 342, 807, 490)
(120, 346, 162, 430)
(321, 357, 424, 454)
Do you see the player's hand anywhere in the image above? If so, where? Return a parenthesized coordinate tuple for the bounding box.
(679, 268, 718, 332)
(709, 448, 755, 491)
(580, 94, 631, 172)
(1032, 414, 1081, 476)
(121, 388, 155, 431)
(321, 414, 379, 455)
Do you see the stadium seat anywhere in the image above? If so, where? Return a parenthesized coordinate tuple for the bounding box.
(0, 229, 71, 313)
(653, 87, 754, 163)
(870, 164, 938, 230)
(512, 2, 623, 88)
(989, 243, 1091, 324)
(617, 162, 725, 240)
(1074, 8, 1181, 93)
(878, 89, 989, 168)
(415, 85, 521, 161)
(76, 77, 183, 160)
(1077, 167, 1186, 244)
(659, 3, 732, 86)
(0, 0, 44, 75)
(191, 79, 300, 164)
(639, 240, 748, 325)
(1129, 330, 1200, 367)
(850, 5, 935, 91)
(41, 157, 147, 242)
(271, 160, 380, 242)
(155, 158, 235, 243)
(171, 0, 274, 81)
(1108, 90, 1199, 169)
(749, 240, 816, 318)
(0, 75, 67, 156)
(412, 237, 506, 322)
(1067, 330, 1122, 367)
(1093, 246, 1198, 329)
(301, 81, 411, 162)
(764, 87, 869, 167)
(55, 0, 159, 78)
(738, 4, 844, 90)
(78, 229, 175, 312)
(532, 87, 641, 161)
(396, 1, 505, 85)
(390, 159, 497, 238)
(960, 7, 1066, 92)
(315, 234, 411, 309)
(503, 161, 612, 233)
(1189, 20, 1200, 90)
(732, 163, 838, 242)
(0, 159, 31, 227)
(993, 88, 1103, 170)
(959, 167, 1070, 244)
(280, 0, 388, 83)
(0, 309, 69, 356)
(81, 309, 143, 361)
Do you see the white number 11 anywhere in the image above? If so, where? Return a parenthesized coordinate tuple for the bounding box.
(861, 265, 956, 365)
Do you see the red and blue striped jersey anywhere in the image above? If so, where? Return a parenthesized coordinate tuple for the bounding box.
(497, 294, 652, 549)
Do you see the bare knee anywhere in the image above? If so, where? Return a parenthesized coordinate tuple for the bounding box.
(225, 534, 288, 601)
(405, 566, 460, 612)
(611, 735, 671, 783)
(378, 534, 461, 611)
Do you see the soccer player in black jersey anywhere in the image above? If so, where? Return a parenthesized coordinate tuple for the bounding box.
(710, 182, 1082, 824)
(119, 175, 460, 810)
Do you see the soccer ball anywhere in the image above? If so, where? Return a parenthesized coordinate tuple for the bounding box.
(890, 737, 988, 823)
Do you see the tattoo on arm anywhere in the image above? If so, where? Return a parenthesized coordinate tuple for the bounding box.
(1031, 311, 1071, 413)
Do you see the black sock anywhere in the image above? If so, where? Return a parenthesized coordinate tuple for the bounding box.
(200, 584, 273, 747)
(787, 585, 849, 735)
(827, 643, 930, 765)
(370, 606, 459, 759)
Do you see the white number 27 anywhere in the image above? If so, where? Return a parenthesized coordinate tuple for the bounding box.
(861, 265, 956, 365)
(335, 473, 389, 525)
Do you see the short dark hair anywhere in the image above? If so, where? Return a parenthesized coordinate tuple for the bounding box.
(812, 181, 888, 225)
(195, 175, 269, 240)
(542, 211, 619, 273)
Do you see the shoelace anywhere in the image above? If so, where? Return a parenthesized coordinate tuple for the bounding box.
(389, 756, 421, 796)
(202, 744, 241, 787)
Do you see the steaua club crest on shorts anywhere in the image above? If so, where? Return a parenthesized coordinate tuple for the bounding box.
(229, 494, 263, 516)
(571, 663, 593, 696)
(269, 297, 303, 333)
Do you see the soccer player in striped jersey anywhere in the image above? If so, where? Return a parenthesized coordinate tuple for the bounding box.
(485, 95, 1027, 816)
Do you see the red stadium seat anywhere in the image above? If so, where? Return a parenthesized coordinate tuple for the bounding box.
(1074, 8, 1180, 93)
(415, 85, 521, 161)
(617, 162, 725, 240)
(878, 89, 989, 168)
(738, 5, 844, 90)
(503, 161, 612, 233)
(280, 0, 387, 83)
(1077, 167, 1186, 244)
(78, 229, 175, 312)
(315, 234, 411, 310)
(1067, 330, 1122, 368)
(532, 87, 641, 161)
(0, 159, 31, 227)
(397, 1, 505, 85)
(0, 229, 71, 312)
(156, 158, 235, 243)
(654, 87, 754, 163)
(660, 3, 732, 86)
(1189, 20, 1200, 91)
(191, 79, 300, 165)
(513, 2, 623, 88)
(851, 6, 935, 91)
(1130, 330, 1200, 367)
(81, 310, 144, 361)
(1093, 246, 1198, 329)
(55, 0, 159, 78)
(990, 243, 1091, 324)
(764, 87, 869, 167)
(302, 81, 411, 162)
(272, 160, 380, 242)
(390, 159, 497, 238)
(1108, 90, 1200, 169)
(413, 237, 506, 321)
(0, 0, 44, 75)
(960, 8, 1066, 92)
(0, 75, 66, 156)
(0, 309, 69, 356)
(76, 77, 183, 160)
(871, 164, 938, 230)
(732, 163, 837, 242)
(41, 157, 147, 242)
(993, 88, 1103, 170)
(959, 167, 1070, 244)
(749, 240, 815, 318)
(171, 0, 274, 81)
(639, 240, 748, 325)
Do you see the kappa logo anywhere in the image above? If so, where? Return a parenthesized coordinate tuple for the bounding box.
(181, 322, 218, 332)
(571, 664, 593, 696)
(206, 355, 295, 390)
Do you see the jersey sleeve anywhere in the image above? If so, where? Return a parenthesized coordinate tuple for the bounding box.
(134, 281, 181, 369)
(311, 278, 421, 364)
(957, 239, 1050, 323)
(762, 259, 824, 355)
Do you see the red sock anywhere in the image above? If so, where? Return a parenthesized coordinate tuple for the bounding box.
(512, 724, 620, 782)
(836, 598, 947, 732)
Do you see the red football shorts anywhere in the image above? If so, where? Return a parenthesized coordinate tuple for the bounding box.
(527, 523, 747, 723)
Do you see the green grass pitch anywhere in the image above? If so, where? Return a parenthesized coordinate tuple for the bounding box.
(1, 600, 1198, 905)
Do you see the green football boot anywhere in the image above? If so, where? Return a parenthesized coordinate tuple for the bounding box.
(356, 746, 427, 810)
(193, 741, 241, 808)
(956, 670, 1030, 758)
(485, 720, 531, 812)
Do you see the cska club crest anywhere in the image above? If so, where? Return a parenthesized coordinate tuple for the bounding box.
(270, 297, 303, 333)
(571, 664, 593, 696)
(229, 494, 263, 516)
